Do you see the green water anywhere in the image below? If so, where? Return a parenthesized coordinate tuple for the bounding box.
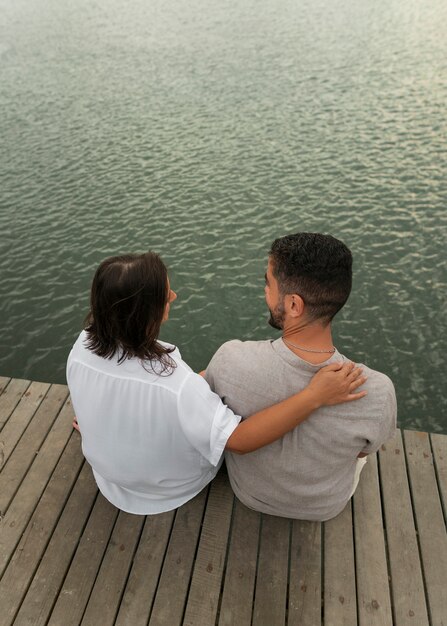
(0, 0, 446, 432)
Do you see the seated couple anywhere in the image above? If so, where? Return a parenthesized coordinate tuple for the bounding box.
(67, 232, 396, 521)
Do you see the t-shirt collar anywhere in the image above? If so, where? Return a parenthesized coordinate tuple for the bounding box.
(271, 337, 344, 372)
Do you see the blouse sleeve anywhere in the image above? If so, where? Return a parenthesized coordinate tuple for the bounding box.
(177, 372, 241, 466)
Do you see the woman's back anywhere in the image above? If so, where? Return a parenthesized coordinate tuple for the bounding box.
(67, 331, 240, 514)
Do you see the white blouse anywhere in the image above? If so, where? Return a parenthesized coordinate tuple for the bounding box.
(67, 331, 241, 514)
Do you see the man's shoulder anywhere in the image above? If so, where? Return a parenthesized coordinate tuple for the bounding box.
(360, 364, 395, 397)
(350, 362, 396, 421)
(205, 339, 277, 389)
(211, 338, 275, 365)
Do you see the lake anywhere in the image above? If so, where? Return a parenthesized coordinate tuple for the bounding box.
(0, 0, 446, 432)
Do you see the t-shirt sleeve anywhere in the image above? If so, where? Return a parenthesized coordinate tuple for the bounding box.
(177, 372, 241, 466)
(204, 341, 242, 400)
(362, 377, 397, 454)
(204, 344, 227, 394)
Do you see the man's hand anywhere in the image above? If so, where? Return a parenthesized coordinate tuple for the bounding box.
(73, 417, 80, 432)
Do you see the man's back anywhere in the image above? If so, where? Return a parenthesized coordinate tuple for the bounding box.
(205, 338, 396, 521)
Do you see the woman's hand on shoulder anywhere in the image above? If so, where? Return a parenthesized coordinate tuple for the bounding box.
(307, 361, 367, 407)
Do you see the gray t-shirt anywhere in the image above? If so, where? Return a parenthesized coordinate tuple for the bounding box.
(205, 338, 397, 521)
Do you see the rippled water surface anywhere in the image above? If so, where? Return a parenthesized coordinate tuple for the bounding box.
(1, 0, 446, 431)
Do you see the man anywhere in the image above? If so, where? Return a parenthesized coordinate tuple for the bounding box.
(205, 233, 396, 521)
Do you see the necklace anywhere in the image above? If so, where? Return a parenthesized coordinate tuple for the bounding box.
(282, 337, 336, 354)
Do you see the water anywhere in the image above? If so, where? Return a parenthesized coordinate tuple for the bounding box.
(0, 0, 446, 432)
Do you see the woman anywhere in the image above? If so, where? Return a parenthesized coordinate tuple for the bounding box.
(67, 252, 366, 515)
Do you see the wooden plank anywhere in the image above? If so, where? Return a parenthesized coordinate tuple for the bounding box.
(353, 453, 393, 626)
(289, 520, 322, 626)
(115, 510, 175, 626)
(0, 433, 84, 626)
(0, 392, 72, 576)
(148, 488, 208, 626)
(404, 430, 447, 626)
(431, 433, 447, 519)
(0, 381, 50, 470)
(80, 511, 145, 626)
(0, 378, 31, 430)
(379, 430, 429, 625)
(252, 515, 290, 626)
(0, 376, 11, 395)
(47, 494, 118, 626)
(11, 463, 98, 626)
(324, 502, 357, 626)
(218, 499, 260, 626)
(183, 471, 235, 626)
(0, 384, 69, 515)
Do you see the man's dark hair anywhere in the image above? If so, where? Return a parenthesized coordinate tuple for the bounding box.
(269, 233, 352, 325)
(84, 252, 175, 373)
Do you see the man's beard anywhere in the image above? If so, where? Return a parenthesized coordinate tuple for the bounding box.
(268, 301, 285, 330)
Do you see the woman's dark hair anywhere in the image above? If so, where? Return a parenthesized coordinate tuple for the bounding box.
(269, 233, 353, 325)
(84, 252, 175, 373)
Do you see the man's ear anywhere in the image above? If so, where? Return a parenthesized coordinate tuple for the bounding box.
(285, 294, 305, 318)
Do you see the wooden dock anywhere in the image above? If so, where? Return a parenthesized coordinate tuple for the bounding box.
(0, 376, 446, 626)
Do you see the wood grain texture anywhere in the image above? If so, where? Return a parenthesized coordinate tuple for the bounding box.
(218, 499, 260, 626)
(379, 430, 429, 625)
(404, 430, 447, 626)
(47, 494, 118, 626)
(80, 511, 145, 626)
(11, 463, 97, 626)
(0, 377, 12, 397)
(0, 380, 50, 470)
(0, 378, 31, 430)
(431, 433, 447, 520)
(148, 488, 208, 626)
(252, 515, 290, 626)
(183, 471, 234, 626)
(353, 454, 393, 626)
(115, 510, 175, 626)
(289, 519, 322, 626)
(0, 392, 72, 577)
(0, 433, 84, 626)
(0, 384, 69, 515)
(324, 502, 357, 626)
(0, 381, 446, 626)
